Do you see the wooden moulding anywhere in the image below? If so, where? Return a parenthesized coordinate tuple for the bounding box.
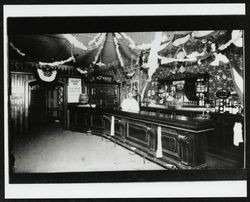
(68, 105, 214, 169)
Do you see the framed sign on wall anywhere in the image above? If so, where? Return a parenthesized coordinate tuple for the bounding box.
(67, 78, 82, 103)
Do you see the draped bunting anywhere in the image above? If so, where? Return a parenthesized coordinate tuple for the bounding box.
(120, 32, 167, 51)
(140, 32, 162, 101)
(172, 34, 190, 47)
(10, 31, 244, 103)
(209, 53, 229, 66)
(218, 30, 243, 51)
(38, 56, 75, 67)
(88, 33, 102, 46)
(10, 42, 76, 69)
(10, 42, 26, 56)
(76, 67, 87, 75)
(114, 33, 122, 39)
(120, 32, 136, 48)
(176, 49, 186, 60)
(159, 46, 207, 64)
(92, 40, 106, 65)
(192, 30, 215, 38)
(216, 30, 244, 103)
(186, 49, 206, 61)
(93, 33, 107, 47)
(146, 32, 162, 79)
(37, 68, 57, 82)
(62, 34, 87, 50)
(229, 46, 244, 103)
(113, 36, 125, 67)
(231, 67, 243, 101)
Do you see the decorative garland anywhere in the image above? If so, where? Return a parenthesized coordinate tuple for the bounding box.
(159, 45, 207, 64)
(113, 35, 125, 67)
(172, 34, 190, 47)
(10, 42, 76, 68)
(114, 33, 122, 39)
(88, 33, 107, 49)
(119, 32, 171, 53)
(88, 33, 102, 46)
(146, 32, 163, 79)
(62, 34, 87, 50)
(218, 30, 243, 51)
(76, 67, 88, 75)
(92, 37, 106, 65)
(120, 32, 152, 50)
(38, 56, 75, 67)
(192, 30, 215, 38)
(209, 53, 229, 66)
(10, 42, 26, 56)
(120, 32, 136, 48)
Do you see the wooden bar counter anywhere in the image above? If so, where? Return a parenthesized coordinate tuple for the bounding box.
(68, 104, 215, 169)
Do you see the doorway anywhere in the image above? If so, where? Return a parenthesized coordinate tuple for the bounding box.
(29, 83, 47, 125)
(27, 80, 67, 130)
(46, 84, 65, 123)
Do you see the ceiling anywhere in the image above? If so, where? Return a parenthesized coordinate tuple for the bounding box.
(8, 30, 232, 73)
(8, 32, 157, 67)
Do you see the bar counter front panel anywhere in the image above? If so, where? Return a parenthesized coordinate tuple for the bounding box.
(68, 105, 215, 169)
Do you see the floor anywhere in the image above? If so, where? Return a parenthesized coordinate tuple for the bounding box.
(13, 122, 165, 173)
(12, 122, 239, 173)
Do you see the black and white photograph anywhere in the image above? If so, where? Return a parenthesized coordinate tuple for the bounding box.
(3, 3, 247, 199)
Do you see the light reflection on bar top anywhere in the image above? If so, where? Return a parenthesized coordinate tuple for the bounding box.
(139, 110, 189, 121)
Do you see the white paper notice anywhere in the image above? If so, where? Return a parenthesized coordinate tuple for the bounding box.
(67, 78, 82, 103)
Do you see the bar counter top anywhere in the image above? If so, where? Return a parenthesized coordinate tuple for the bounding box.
(104, 109, 214, 132)
(69, 104, 215, 132)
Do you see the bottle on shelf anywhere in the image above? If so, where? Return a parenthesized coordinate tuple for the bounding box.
(232, 101, 238, 114)
(219, 99, 224, 113)
(224, 98, 230, 113)
(229, 99, 233, 114)
(214, 99, 219, 112)
(238, 104, 243, 115)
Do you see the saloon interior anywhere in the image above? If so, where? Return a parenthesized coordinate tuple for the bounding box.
(7, 18, 245, 178)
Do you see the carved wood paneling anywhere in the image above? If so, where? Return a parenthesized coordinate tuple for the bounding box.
(161, 128, 180, 159)
(127, 122, 150, 147)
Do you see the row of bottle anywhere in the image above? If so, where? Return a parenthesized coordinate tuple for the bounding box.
(214, 99, 243, 114)
(196, 77, 208, 93)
